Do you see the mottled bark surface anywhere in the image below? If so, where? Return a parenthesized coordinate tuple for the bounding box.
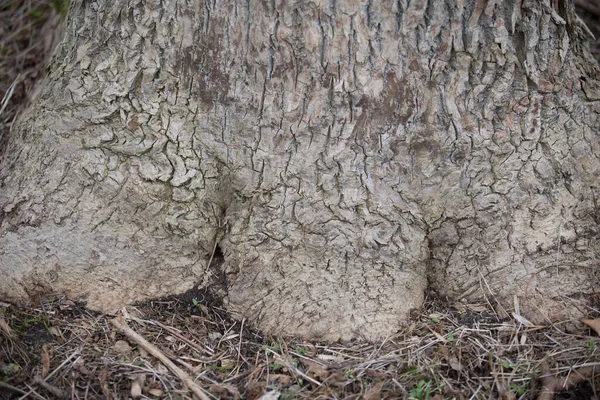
(1, 0, 598, 340)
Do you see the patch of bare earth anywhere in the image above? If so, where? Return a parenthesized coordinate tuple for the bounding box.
(1, 1, 599, 399)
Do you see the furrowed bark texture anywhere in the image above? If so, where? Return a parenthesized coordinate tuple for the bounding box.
(1, 0, 598, 340)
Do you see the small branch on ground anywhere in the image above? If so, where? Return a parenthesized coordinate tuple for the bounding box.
(0, 381, 27, 395)
(32, 375, 70, 399)
(110, 314, 211, 400)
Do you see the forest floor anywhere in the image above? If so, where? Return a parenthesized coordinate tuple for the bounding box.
(1, 0, 599, 399)
(1, 292, 599, 400)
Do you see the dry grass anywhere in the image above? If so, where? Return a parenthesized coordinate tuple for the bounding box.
(0, 0, 599, 399)
(0, 293, 598, 399)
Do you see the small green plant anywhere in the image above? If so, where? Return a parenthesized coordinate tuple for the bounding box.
(191, 298, 204, 313)
(344, 369, 356, 379)
(261, 339, 282, 351)
(269, 363, 283, 372)
(0, 363, 21, 376)
(403, 366, 420, 376)
(293, 347, 306, 355)
(428, 317, 440, 324)
(502, 360, 512, 370)
(409, 379, 431, 400)
(584, 338, 598, 352)
(280, 392, 294, 400)
(509, 382, 527, 397)
(447, 332, 455, 341)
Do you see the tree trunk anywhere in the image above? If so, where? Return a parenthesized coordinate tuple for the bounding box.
(1, 0, 598, 340)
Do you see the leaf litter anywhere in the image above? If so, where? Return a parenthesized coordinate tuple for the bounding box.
(0, 292, 598, 399)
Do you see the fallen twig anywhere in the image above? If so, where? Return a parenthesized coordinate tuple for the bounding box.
(32, 375, 70, 399)
(18, 349, 80, 400)
(110, 314, 211, 400)
(0, 381, 27, 395)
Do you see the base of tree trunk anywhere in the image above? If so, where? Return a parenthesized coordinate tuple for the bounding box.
(1, 0, 598, 340)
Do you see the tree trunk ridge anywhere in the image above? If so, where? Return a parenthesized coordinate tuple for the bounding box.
(0, 0, 598, 340)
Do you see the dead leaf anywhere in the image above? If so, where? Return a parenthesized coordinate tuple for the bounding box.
(582, 318, 600, 336)
(131, 381, 142, 398)
(208, 384, 240, 399)
(301, 359, 328, 381)
(221, 358, 237, 368)
(363, 381, 384, 400)
(0, 316, 14, 339)
(40, 344, 50, 378)
(135, 373, 146, 386)
(267, 374, 292, 386)
(146, 387, 164, 397)
(113, 340, 132, 355)
(245, 382, 267, 400)
(449, 356, 463, 371)
(258, 391, 280, 400)
(74, 357, 91, 375)
(427, 327, 448, 343)
(48, 326, 63, 339)
(326, 372, 347, 388)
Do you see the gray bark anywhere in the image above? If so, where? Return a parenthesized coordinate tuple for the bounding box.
(1, 0, 598, 340)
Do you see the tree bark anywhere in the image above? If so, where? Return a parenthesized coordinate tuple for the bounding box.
(1, 0, 598, 340)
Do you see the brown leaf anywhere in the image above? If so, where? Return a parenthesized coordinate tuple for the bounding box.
(40, 344, 50, 378)
(208, 384, 240, 400)
(130, 381, 142, 398)
(113, 340, 132, 355)
(48, 326, 63, 339)
(146, 387, 164, 397)
(267, 374, 292, 386)
(74, 357, 91, 375)
(258, 391, 280, 400)
(449, 356, 463, 371)
(245, 382, 267, 400)
(0, 316, 14, 339)
(582, 318, 600, 336)
(326, 372, 347, 388)
(427, 327, 447, 343)
(301, 359, 329, 381)
(363, 381, 384, 400)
